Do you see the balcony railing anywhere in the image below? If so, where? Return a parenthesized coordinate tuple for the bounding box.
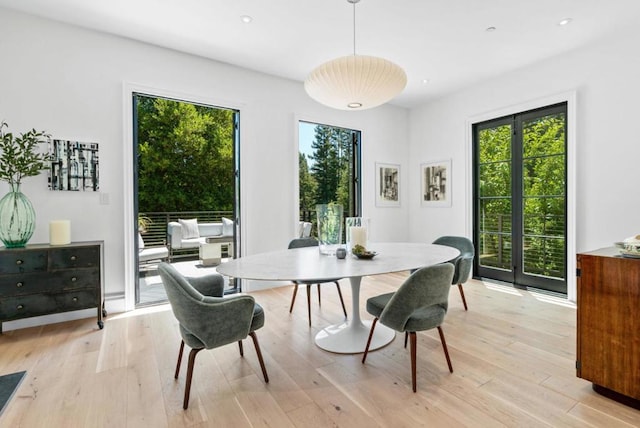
(479, 212, 566, 279)
(139, 210, 234, 249)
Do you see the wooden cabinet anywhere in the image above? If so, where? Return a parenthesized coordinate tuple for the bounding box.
(0, 241, 104, 332)
(576, 247, 640, 403)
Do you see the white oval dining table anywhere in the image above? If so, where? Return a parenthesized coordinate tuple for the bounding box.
(216, 242, 459, 354)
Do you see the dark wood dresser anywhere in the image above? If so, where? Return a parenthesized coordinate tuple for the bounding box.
(0, 241, 104, 332)
(576, 247, 640, 406)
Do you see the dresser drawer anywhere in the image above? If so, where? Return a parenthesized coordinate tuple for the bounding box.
(50, 246, 100, 269)
(0, 290, 100, 321)
(0, 250, 48, 274)
(0, 269, 99, 296)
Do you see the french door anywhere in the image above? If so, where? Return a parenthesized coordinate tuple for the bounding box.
(132, 93, 241, 305)
(473, 103, 567, 293)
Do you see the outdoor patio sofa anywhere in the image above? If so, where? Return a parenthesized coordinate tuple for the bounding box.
(167, 218, 234, 259)
(168, 219, 311, 260)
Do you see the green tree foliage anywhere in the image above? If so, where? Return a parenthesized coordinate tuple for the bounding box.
(136, 97, 234, 212)
(334, 129, 353, 210)
(521, 114, 566, 277)
(298, 152, 317, 211)
(307, 125, 353, 210)
(309, 125, 341, 205)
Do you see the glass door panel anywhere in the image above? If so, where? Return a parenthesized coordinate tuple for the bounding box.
(517, 110, 566, 291)
(476, 121, 514, 282)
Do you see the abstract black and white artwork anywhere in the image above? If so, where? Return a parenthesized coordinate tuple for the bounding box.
(375, 162, 400, 207)
(421, 159, 451, 207)
(48, 140, 99, 191)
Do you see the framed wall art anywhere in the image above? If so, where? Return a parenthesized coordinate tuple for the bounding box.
(48, 140, 100, 191)
(421, 159, 451, 207)
(375, 162, 400, 207)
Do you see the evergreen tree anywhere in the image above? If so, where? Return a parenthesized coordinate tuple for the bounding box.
(299, 152, 317, 211)
(309, 125, 340, 205)
(335, 127, 353, 211)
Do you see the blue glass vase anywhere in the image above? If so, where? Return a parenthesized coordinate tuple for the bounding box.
(0, 184, 36, 248)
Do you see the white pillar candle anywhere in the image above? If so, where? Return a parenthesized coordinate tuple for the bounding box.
(50, 220, 71, 245)
(350, 226, 367, 248)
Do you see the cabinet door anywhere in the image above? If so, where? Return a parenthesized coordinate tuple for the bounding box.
(577, 254, 640, 399)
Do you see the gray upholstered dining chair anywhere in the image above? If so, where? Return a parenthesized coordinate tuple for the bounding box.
(158, 263, 269, 409)
(433, 236, 475, 311)
(362, 263, 455, 392)
(288, 237, 347, 326)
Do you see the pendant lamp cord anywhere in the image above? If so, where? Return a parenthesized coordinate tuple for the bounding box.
(352, 0, 357, 55)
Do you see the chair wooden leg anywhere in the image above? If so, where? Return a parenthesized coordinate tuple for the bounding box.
(249, 332, 269, 383)
(404, 331, 408, 349)
(318, 284, 321, 306)
(362, 317, 378, 363)
(238, 340, 244, 357)
(335, 281, 347, 318)
(437, 326, 453, 373)
(410, 331, 417, 392)
(458, 283, 468, 311)
(175, 340, 185, 379)
(183, 347, 203, 409)
(306, 284, 312, 327)
(289, 283, 299, 313)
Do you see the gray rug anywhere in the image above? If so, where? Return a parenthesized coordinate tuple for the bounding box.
(0, 371, 26, 417)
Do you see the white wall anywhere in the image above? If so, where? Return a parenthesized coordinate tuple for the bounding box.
(408, 23, 640, 299)
(0, 9, 409, 317)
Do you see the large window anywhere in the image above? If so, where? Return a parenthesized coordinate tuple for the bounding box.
(298, 121, 361, 227)
(473, 103, 567, 294)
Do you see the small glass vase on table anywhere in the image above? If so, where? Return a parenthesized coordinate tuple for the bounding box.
(316, 203, 343, 255)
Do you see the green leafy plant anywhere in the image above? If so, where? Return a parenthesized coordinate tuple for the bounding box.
(352, 244, 366, 255)
(0, 122, 50, 188)
(138, 215, 152, 233)
(0, 121, 51, 188)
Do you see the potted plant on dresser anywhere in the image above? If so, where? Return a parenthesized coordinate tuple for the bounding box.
(0, 121, 50, 248)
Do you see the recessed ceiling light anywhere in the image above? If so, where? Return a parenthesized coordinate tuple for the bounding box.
(422, 79, 430, 85)
(485, 26, 497, 32)
(240, 15, 253, 24)
(558, 18, 572, 26)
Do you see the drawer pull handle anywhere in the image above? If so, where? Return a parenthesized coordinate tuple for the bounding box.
(71, 277, 77, 282)
(70, 256, 77, 261)
(72, 297, 78, 302)
(16, 260, 23, 265)
(16, 304, 24, 310)
(16, 282, 23, 288)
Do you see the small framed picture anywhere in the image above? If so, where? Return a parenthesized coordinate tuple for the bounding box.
(421, 159, 451, 207)
(375, 162, 400, 207)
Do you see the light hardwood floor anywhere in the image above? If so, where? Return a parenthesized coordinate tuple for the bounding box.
(1, 273, 639, 427)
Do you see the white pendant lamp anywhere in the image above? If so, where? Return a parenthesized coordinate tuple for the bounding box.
(304, 0, 407, 110)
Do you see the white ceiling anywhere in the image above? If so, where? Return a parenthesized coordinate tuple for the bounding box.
(2, 0, 639, 108)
